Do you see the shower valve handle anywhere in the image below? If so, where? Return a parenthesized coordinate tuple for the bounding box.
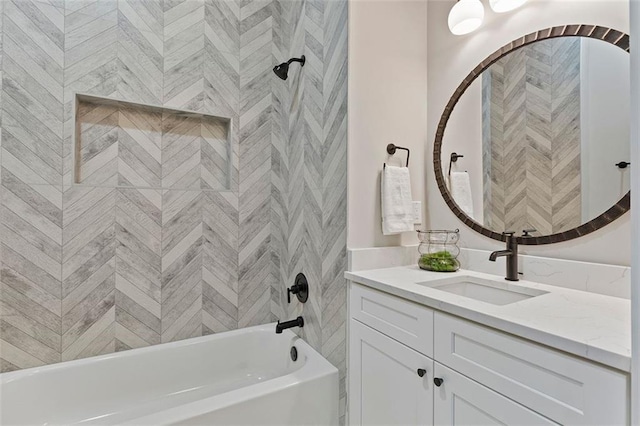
(287, 273, 309, 304)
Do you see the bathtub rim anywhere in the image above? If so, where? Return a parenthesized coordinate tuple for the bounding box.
(120, 336, 338, 425)
(0, 323, 339, 426)
(0, 323, 310, 383)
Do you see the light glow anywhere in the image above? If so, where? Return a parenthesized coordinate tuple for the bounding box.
(448, 0, 485, 35)
(489, 0, 527, 13)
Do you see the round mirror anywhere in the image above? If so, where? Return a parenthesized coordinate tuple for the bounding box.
(434, 25, 631, 245)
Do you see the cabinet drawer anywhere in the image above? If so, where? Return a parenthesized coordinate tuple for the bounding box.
(350, 283, 433, 357)
(435, 312, 629, 425)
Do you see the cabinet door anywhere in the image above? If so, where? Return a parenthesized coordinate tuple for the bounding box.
(349, 319, 433, 426)
(433, 363, 559, 426)
(434, 313, 629, 425)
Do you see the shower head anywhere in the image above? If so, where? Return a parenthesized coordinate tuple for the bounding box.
(273, 55, 306, 80)
(273, 62, 290, 80)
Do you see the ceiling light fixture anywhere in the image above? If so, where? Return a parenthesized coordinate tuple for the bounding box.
(489, 0, 527, 13)
(448, 0, 485, 36)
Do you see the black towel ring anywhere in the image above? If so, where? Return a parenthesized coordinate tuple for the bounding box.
(448, 152, 464, 176)
(384, 144, 410, 169)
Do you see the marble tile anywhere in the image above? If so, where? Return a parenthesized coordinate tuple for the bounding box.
(5, 0, 64, 68)
(348, 245, 418, 272)
(1, 43, 64, 183)
(460, 248, 630, 299)
(62, 0, 118, 186)
(115, 188, 162, 348)
(118, 108, 162, 188)
(61, 184, 116, 362)
(201, 118, 232, 190)
(0, 0, 349, 394)
(350, 246, 631, 301)
(118, 5, 164, 105)
(161, 189, 203, 342)
(74, 100, 233, 191)
(237, 0, 274, 330)
(161, 113, 201, 190)
(483, 38, 581, 234)
(163, 0, 205, 111)
(74, 103, 119, 186)
(202, 190, 239, 334)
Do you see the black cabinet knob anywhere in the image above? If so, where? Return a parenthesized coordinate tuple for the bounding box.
(417, 369, 426, 378)
(433, 377, 444, 387)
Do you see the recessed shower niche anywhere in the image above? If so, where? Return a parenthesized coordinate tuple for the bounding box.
(73, 94, 233, 191)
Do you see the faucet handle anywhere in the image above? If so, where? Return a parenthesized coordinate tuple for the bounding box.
(287, 273, 309, 304)
(522, 229, 536, 237)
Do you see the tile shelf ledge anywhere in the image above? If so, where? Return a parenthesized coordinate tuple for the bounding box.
(72, 93, 234, 191)
(74, 93, 233, 123)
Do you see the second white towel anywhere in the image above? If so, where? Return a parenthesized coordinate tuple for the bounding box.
(448, 171, 474, 219)
(381, 165, 414, 235)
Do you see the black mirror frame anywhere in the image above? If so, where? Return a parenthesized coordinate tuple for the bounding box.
(434, 25, 631, 245)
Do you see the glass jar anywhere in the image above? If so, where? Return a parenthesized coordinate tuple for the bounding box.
(417, 229, 460, 272)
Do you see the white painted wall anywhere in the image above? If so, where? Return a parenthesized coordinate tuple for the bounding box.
(628, 0, 638, 422)
(441, 79, 484, 223)
(347, 0, 428, 248)
(580, 38, 631, 222)
(427, 0, 631, 266)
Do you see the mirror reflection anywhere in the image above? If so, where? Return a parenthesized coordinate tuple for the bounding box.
(444, 36, 630, 236)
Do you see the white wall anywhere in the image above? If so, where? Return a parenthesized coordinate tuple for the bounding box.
(347, 0, 428, 248)
(628, 0, 639, 422)
(427, 0, 631, 266)
(441, 79, 484, 223)
(580, 38, 631, 222)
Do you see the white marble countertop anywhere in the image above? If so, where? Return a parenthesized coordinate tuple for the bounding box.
(345, 266, 631, 372)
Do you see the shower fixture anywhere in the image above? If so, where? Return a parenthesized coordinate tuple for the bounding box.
(273, 55, 306, 80)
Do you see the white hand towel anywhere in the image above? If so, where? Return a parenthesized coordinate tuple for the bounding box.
(381, 165, 414, 235)
(449, 171, 474, 219)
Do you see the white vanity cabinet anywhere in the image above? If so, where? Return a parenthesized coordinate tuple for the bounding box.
(349, 283, 435, 425)
(348, 282, 630, 426)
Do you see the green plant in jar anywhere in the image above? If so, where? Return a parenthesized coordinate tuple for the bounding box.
(418, 250, 460, 272)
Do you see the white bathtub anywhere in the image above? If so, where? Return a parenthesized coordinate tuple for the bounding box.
(0, 324, 339, 425)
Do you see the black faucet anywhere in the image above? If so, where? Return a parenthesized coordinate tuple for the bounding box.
(275, 316, 304, 334)
(489, 231, 519, 281)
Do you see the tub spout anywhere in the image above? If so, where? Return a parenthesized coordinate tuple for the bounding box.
(276, 316, 304, 334)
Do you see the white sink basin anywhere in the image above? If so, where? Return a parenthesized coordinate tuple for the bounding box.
(418, 276, 548, 306)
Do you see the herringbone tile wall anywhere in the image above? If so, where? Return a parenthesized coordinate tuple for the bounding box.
(0, 0, 348, 416)
(482, 38, 581, 235)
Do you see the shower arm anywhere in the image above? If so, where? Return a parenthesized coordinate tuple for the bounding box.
(287, 56, 306, 66)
